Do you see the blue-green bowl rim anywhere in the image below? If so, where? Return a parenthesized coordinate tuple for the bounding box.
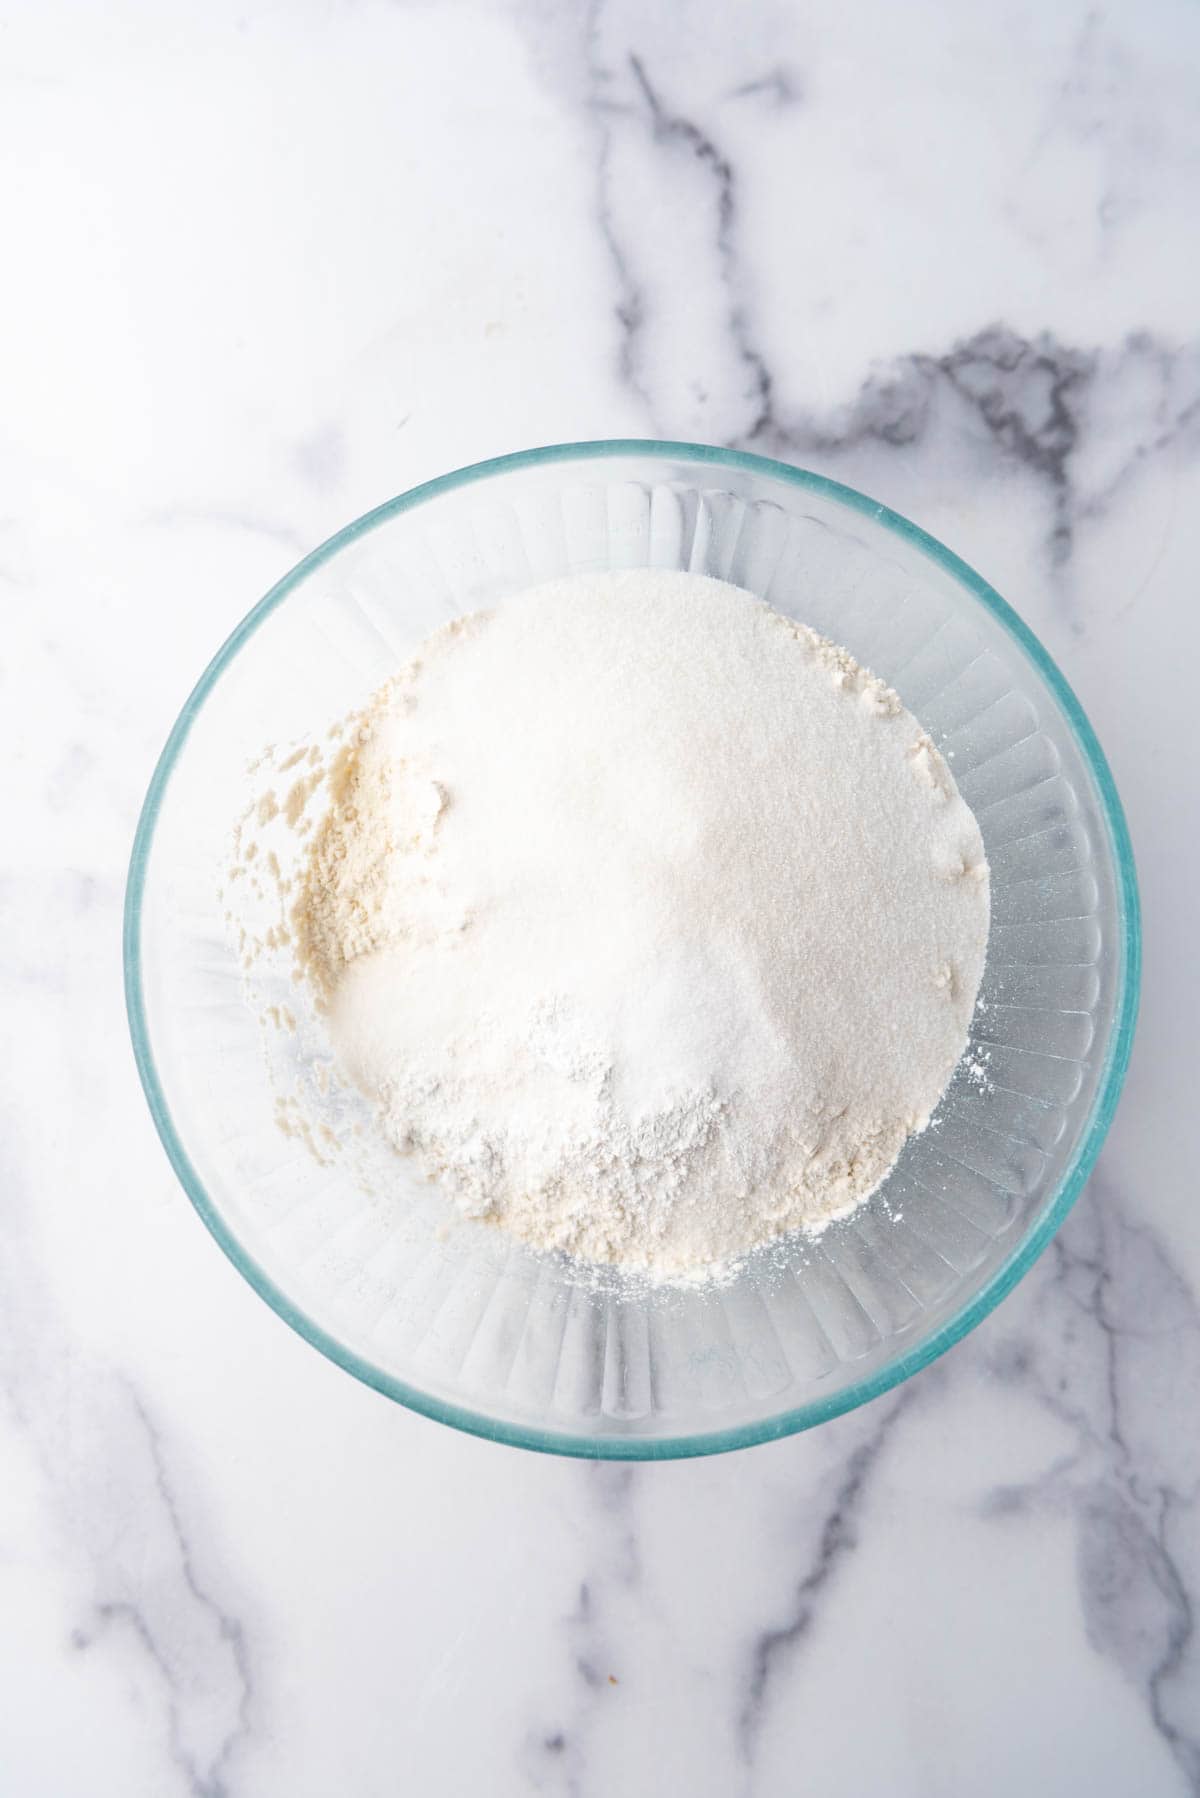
(123, 439, 1141, 1459)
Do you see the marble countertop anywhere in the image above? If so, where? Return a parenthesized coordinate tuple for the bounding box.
(2, 2, 1198, 1792)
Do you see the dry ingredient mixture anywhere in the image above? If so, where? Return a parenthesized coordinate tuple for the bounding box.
(255, 570, 989, 1280)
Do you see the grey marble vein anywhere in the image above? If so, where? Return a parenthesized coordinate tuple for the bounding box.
(759, 330, 1200, 571)
(557, 6, 1200, 604)
(1078, 336, 1200, 536)
(0, 1079, 253, 1797)
(1078, 1485, 1196, 1792)
(981, 1177, 1200, 1792)
(736, 1388, 916, 1772)
(726, 67, 801, 109)
(142, 502, 309, 556)
(930, 330, 1089, 567)
(623, 52, 774, 443)
(584, 37, 777, 444)
(521, 1464, 640, 1794)
(121, 1386, 253, 1798)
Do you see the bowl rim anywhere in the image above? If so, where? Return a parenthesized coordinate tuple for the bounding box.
(123, 438, 1141, 1459)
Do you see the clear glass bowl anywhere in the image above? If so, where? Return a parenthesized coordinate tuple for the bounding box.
(124, 442, 1140, 1457)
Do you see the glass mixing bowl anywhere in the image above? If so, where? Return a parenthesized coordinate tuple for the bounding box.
(124, 442, 1139, 1457)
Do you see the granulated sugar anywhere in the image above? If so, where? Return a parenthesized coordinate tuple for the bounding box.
(291, 570, 989, 1280)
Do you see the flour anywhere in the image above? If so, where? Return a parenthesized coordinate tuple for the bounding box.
(289, 570, 989, 1280)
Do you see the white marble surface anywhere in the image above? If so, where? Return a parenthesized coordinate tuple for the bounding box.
(2, 1, 1198, 1792)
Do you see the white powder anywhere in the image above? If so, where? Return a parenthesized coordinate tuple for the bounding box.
(292, 570, 989, 1281)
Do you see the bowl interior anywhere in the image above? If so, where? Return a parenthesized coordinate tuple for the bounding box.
(127, 445, 1137, 1455)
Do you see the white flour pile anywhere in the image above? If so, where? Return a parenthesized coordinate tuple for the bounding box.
(290, 570, 989, 1280)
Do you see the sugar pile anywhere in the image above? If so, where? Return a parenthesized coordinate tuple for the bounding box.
(292, 570, 989, 1280)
